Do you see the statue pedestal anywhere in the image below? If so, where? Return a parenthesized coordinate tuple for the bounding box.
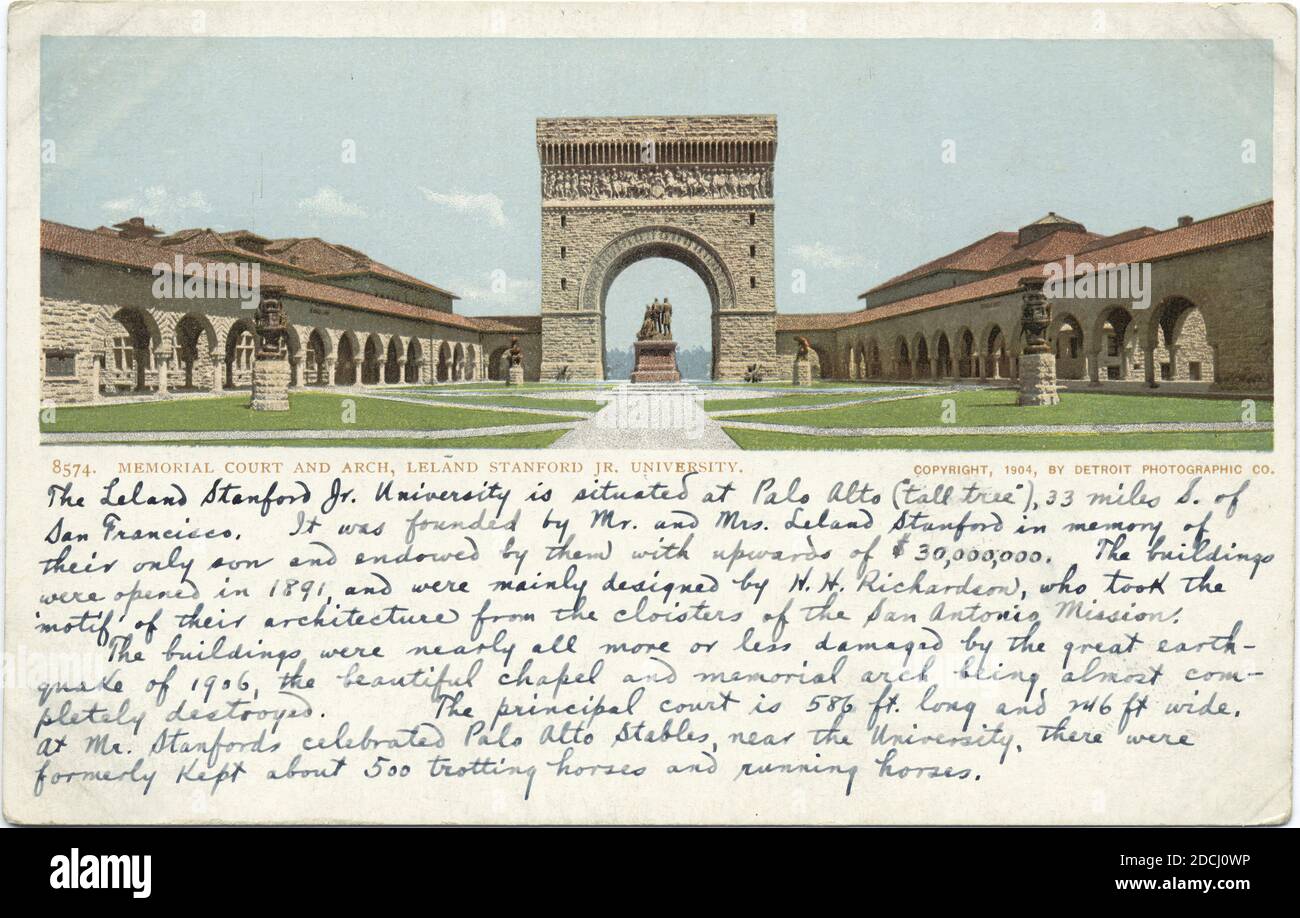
(506, 365, 524, 386)
(251, 352, 290, 411)
(793, 359, 813, 387)
(631, 339, 682, 383)
(1017, 351, 1060, 406)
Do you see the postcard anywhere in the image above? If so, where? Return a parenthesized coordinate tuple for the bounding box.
(5, 1, 1294, 824)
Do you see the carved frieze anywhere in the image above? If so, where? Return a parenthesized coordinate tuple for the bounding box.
(542, 165, 772, 201)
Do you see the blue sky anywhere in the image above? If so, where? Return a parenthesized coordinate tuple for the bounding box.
(41, 37, 1274, 350)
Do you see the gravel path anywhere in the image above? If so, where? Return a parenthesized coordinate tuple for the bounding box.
(550, 383, 739, 449)
(358, 391, 591, 417)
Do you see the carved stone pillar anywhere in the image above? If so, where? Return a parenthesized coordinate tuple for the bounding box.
(1016, 277, 1060, 407)
(324, 356, 338, 387)
(250, 286, 291, 411)
(155, 354, 170, 395)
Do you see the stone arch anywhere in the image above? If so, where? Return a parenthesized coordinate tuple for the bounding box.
(173, 312, 219, 390)
(577, 225, 736, 379)
(866, 338, 883, 379)
(980, 324, 1010, 380)
(405, 338, 423, 383)
(224, 317, 257, 389)
(955, 327, 976, 378)
(489, 344, 511, 381)
(809, 344, 831, 379)
(335, 331, 361, 386)
(361, 333, 386, 385)
(1170, 304, 1214, 383)
(912, 332, 930, 379)
(104, 306, 163, 393)
(305, 329, 331, 386)
(1051, 312, 1086, 380)
(1094, 306, 1138, 382)
(893, 336, 912, 380)
(383, 336, 403, 384)
(1148, 295, 1206, 385)
(934, 331, 952, 379)
(436, 341, 452, 382)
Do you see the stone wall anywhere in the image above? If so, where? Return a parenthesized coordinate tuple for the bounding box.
(538, 115, 779, 380)
(40, 254, 489, 404)
(824, 236, 1272, 392)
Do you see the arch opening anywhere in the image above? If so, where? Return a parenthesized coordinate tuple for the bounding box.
(582, 227, 734, 380)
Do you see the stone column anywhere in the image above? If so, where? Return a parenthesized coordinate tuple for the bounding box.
(1016, 277, 1060, 406)
(155, 354, 170, 395)
(1087, 351, 1102, 387)
(210, 353, 225, 392)
(987, 354, 1000, 380)
(323, 356, 338, 387)
(250, 287, 291, 411)
(89, 354, 103, 404)
(394, 358, 407, 385)
(417, 357, 431, 384)
(289, 355, 304, 388)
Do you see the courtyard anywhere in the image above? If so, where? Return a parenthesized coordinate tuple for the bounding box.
(40, 382, 1273, 451)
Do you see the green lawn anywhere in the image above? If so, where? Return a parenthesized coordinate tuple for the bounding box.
(732, 389, 1273, 429)
(40, 393, 582, 433)
(399, 393, 605, 413)
(704, 392, 878, 412)
(725, 427, 1273, 451)
(102, 430, 571, 449)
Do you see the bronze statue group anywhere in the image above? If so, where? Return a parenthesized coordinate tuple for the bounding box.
(637, 297, 674, 341)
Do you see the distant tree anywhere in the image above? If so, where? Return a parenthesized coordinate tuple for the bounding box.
(605, 345, 713, 380)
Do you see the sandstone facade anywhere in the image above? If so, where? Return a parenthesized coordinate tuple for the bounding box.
(537, 115, 779, 381)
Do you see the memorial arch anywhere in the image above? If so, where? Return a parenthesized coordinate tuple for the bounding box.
(537, 115, 779, 380)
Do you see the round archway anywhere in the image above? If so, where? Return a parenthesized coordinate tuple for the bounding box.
(578, 226, 735, 380)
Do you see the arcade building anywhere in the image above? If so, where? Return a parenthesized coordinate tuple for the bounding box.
(38, 115, 1274, 404)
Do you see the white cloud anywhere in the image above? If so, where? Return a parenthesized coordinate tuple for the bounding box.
(448, 271, 538, 311)
(101, 186, 212, 227)
(297, 186, 366, 218)
(418, 187, 507, 227)
(791, 242, 864, 270)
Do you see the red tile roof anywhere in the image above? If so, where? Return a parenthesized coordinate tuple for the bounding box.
(41, 220, 484, 332)
(862, 218, 1162, 298)
(865, 231, 1019, 294)
(783, 200, 1272, 332)
(990, 229, 1102, 270)
(150, 226, 460, 300)
(473, 315, 543, 333)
